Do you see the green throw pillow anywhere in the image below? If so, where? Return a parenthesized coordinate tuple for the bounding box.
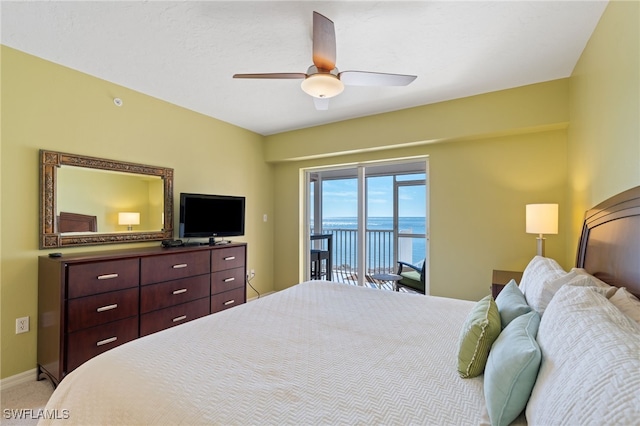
(457, 295, 501, 378)
(484, 310, 541, 426)
(495, 280, 532, 329)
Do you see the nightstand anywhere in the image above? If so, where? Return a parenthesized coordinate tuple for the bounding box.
(491, 270, 523, 299)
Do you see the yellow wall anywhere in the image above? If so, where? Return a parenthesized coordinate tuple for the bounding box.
(265, 79, 569, 162)
(267, 90, 573, 300)
(566, 0, 640, 260)
(0, 46, 274, 379)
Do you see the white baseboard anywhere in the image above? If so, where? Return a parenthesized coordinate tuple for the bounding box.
(0, 368, 38, 391)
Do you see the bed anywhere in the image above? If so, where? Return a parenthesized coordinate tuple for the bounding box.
(40, 187, 640, 425)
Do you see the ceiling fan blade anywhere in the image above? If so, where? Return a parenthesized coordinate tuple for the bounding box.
(339, 71, 417, 86)
(312, 12, 336, 71)
(233, 73, 306, 79)
(313, 97, 329, 111)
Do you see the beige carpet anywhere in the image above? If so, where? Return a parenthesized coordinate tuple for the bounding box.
(1, 380, 54, 426)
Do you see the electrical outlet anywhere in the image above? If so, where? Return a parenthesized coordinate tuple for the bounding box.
(16, 316, 29, 334)
(250, 269, 255, 278)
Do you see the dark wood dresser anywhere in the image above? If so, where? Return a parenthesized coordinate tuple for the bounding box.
(38, 243, 247, 385)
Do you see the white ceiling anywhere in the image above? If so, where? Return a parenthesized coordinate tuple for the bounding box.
(1, 1, 608, 136)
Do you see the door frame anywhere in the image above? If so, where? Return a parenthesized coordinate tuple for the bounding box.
(301, 156, 429, 287)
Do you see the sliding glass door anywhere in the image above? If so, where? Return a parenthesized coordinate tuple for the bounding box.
(305, 158, 428, 291)
(321, 175, 360, 284)
(395, 177, 428, 272)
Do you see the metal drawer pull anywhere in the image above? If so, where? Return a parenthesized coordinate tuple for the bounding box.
(224, 256, 236, 261)
(96, 304, 118, 312)
(224, 300, 235, 306)
(223, 277, 235, 282)
(97, 273, 118, 280)
(97, 337, 117, 346)
(172, 288, 187, 295)
(173, 315, 187, 322)
(172, 263, 188, 269)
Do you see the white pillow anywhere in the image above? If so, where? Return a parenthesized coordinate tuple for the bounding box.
(519, 258, 615, 316)
(519, 256, 565, 297)
(526, 285, 640, 425)
(609, 287, 640, 325)
(519, 257, 601, 316)
(525, 271, 595, 316)
(571, 268, 617, 296)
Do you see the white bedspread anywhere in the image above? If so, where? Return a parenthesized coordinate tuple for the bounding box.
(41, 281, 485, 425)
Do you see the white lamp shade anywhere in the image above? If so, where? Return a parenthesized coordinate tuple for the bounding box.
(118, 212, 140, 226)
(301, 74, 344, 98)
(526, 204, 558, 234)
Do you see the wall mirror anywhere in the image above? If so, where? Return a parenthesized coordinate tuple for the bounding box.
(40, 150, 174, 248)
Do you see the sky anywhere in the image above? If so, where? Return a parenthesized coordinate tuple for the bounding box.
(319, 174, 426, 218)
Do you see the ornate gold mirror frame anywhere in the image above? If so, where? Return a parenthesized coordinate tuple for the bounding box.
(40, 150, 174, 248)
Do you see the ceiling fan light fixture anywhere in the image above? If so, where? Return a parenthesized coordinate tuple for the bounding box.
(301, 73, 344, 99)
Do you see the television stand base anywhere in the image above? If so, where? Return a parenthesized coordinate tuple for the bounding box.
(184, 241, 202, 247)
(209, 237, 231, 246)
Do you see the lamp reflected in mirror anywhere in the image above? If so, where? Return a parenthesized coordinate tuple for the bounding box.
(118, 212, 140, 231)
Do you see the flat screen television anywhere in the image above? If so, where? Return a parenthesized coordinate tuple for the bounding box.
(179, 193, 245, 238)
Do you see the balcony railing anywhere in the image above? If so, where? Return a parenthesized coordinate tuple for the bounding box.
(319, 228, 423, 285)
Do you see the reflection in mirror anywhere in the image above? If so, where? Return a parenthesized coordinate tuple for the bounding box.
(57, 167, 164, 233)
(40, 150, 173, 248)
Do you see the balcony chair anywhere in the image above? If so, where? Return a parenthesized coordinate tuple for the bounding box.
(310, 248, 332, 280)
(396, 260, 426, 294)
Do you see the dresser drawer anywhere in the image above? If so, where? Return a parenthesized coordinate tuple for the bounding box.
(66, 316, 138, 372)
(140, 297, 210, 337)
(67, 259, 139, 299)
(67, 288, 139, 333)
(211, 267, 245, 294)
(140, 275, 210, 314)
(140, 251, 210, 285)
(211, 286, 245, 314)
(211, 246, 245, 272)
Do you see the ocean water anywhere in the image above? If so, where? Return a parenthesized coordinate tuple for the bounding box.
(316, 217, 427, 269)
(322, 216, 426, 233)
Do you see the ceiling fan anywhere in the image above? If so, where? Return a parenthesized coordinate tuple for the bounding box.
(233, 11, 417, 110)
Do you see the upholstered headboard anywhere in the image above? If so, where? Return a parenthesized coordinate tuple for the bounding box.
(576, 186, 640, 297)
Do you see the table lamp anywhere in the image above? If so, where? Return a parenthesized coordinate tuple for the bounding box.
(118, 212, 140, 231)
(526, 204, 558, 256)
